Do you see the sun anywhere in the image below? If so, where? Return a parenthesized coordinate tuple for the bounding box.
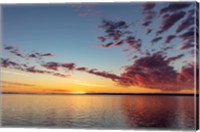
(71, 91, 87, 94)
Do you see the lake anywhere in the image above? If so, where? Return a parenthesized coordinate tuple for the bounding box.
(1, 94, 198, 130)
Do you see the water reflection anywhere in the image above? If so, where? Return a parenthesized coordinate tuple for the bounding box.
(121, 95, 195, 129)
(2, 94, 196, 129)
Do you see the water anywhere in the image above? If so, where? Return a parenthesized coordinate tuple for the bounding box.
(1, 94, 197, 130)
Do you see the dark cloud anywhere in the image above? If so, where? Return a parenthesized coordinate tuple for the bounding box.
(157, 11, 186, 34)
(4, 45, 53, 62)
(76, 66, 122, 81)
(42, 62, 76, 71)
(41, 53, 53, 57)
(3, 46, 25, 58)
(180, 43, 194, 50)
(101, 42, 114, 48)
(151, 36, 162, 43)
(167, 54, 184, 62)
(178, 30, 194, 50)
(25, 66, 67, 77)
(162, 46, 174, 51)
(176, 15, 194, 33)
(98, 19, 132, 48)
(159, 3, 191, 15)
(179, 30, 194, 41)
(11, 50, 24, 58)
(98, 36, 106, 42)
(115, 40, 124, 47)
(27, 52, 53, 60)
(97, 20, 144, 57)
(4, 46, 14, 50)
(146, 29, 152, 34)
(142, 3, 156, 34)
(165, 35, 176, 44)
(76, 67, 88, 71)
(61, 63, 76, 70)
(177, 63, 195, 89)
(142, 21, 152, 27)
(1, 58, 23, 70)
(118, 52, 178, 89)
(125, 36, 142, 51)
(87, 69, 121, 81)
(1, 58, 67, 78)
(42, 62, 60, 71)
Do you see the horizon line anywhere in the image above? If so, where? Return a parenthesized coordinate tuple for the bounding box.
(2, 92, 199, 96)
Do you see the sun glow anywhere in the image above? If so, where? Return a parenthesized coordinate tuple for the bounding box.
(71, 91, 87, 94)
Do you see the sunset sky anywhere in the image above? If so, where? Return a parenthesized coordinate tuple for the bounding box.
(1, 2, 198, 94)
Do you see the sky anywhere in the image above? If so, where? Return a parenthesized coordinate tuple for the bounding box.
(1, 2, 198, 94)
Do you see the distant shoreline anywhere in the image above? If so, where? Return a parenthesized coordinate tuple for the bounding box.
(1, 92, 199, 96)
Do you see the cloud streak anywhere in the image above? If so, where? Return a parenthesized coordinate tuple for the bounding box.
(141, 3, 156, 34)
(157, 11, 186, 34)
(1, 81, 35, 87)
(1, 58, 67, 78)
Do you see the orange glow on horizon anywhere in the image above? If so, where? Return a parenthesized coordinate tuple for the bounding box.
(1, 68, 196, 95)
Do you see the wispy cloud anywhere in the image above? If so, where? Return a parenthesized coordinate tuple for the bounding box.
(141, 3, 156, 34)
(1, 58, 67, 78)
(159, 3, 191, 16)
(157, 11, 186, 34)
(1, 81, 35, 87)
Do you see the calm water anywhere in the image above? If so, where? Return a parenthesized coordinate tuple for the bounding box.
(1, 94, 197, 130)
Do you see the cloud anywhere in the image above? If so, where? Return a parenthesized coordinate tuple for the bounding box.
(179, 30, 194, 41)
(125, 36, 142, 51)
(97, 19, 144, 56)
(115, 40, 124, 47)
(4, 45, 53, 62)
(61, 63, 76, 70)
(97, 36, 106, 42)
(159, 3, 191, 15)
(142, 3, 156, 34)
(87, 69, 121, 81)
(179, 43, 194, 50)
(115, 52, 195, 90)
(76, 66, 122, 81)
(4, 46, 14, 50)
(1, 58, 24, 70)
(151, 36, 162, 44)
(76, 67, 88, 71)
(165, 35, 176, 44)
(157, 11, 186, 34)
(167, 54, 184, 62)
(178, 29, 194, 50)
(41, 53, 53, 57)
(118, 52, 177, 88)
(1, 58, 67, 78)
(101, 42, 114, 48)
(42, 62, 60, 71)
(27, 52, 53, 61)
(177, 63, 196, 89)
(25, 66, 68, 78)
(1, 81, 35, 87)
(98, 19, 131, 48)
(41, 61, 76, 71)
(176, 14, 194, 33)
(71, 53, 194, 91)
